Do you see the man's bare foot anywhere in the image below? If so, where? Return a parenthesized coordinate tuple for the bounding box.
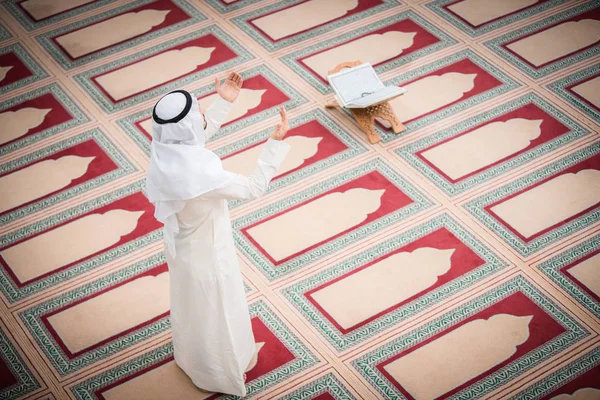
(246, 342, 264, 372)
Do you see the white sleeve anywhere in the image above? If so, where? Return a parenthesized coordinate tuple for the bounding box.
(204, 96, 233, 141)
(201, 138, 291, 201)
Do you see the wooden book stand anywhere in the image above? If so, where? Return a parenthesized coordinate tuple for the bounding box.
(325, 61, 406, 144)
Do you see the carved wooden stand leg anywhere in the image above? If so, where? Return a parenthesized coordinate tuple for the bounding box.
(345, 103, 406, 144)
(374, 102, 405, 134)
(350, 108, 381, 144)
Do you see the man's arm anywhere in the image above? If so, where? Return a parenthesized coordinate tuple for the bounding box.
(204, 72, 243, 141)
(200, 138, 290, 200)
(200, 107, 291, 201)
(204, 97, 232, 141)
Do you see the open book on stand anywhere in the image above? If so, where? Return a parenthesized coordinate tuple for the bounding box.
(327, 63, 407, 109)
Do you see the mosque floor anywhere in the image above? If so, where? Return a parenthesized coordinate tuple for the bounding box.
(0, 0, 599, 398)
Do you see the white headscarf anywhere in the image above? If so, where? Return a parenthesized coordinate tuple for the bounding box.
(146, 90, 237, 258)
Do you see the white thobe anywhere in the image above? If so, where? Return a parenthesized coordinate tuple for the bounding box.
(166, 97, 290, 397)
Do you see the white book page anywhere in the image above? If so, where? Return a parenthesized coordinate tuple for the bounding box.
(347, 86, 406, 108)
(328, 64, 384, 107)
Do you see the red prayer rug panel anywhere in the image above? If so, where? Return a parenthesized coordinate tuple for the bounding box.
(283, 213, 508, 351)
(548, 63, 600, 124)
(464, 142, 600, 257)
(0, 130, 136, 225)
(537, 234, 600, 320)
(484, 2, 600, 79)
(395, 92, 590, 196)
(0, 43, 47, 94)
(19, 250, 259, 377)
(0, 83, 89, 156)
(69, 300, 319, 399)
(0, 182, 162, 304)
(4, 0, 120, 31)
(373, 49, 519, 141)
(74, 25, 253, 114)
(35, 0, 207, 69)
(510, 344, 600, 399)
(231, 0, 398, 51)
(353, 275, 590, 400)
(234, 158, 434, 281)
(426, 0, 568, 37)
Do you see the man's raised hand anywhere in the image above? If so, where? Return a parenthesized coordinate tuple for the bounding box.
(215, 72, 243, 103)
(271, 107, 289, 141)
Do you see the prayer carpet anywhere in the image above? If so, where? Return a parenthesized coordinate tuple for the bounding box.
(0, 0, 599, 398)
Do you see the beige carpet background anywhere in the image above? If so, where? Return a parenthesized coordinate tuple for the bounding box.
(0, 0, 599, 399)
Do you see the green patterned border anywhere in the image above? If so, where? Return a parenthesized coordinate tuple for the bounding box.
(116, 64, 307, 153)
(283, 213, 509, 351)
(463, 142, 600, 257)
(0, 128, 136, 226)
(425, 0, 568, 37)
(0, 23, 11, 41)
(74, 24, 254, 113)
(377, 48, 520, 141)
(70, 299, 320, 400)
(510, 345, 600, 399)
(36, 0, 207, 70)
(205, 0, 263, 14)
(280, 10, 458, 94)
(0, 181, 163, 304)
(484, 2, 600, 79)
(218, 108, 367, 209)
(537, 234, 600, 318)
(0, 328, 41, 400)
(2, 0, 119, 31)
(0, 42, 48, 93)
(233, 157, 435, 281)
(353, 275, 590, 399)
(395, 92, 590, 196)
(278, 372, 356, 399)
(232, 0, 399, 52)
(548, 63, 600, 123)
(0, 83, 90, 156)
(20, 253, 167, 377)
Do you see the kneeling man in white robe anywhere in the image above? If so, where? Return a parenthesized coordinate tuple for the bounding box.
(146, 72, 291, 397)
